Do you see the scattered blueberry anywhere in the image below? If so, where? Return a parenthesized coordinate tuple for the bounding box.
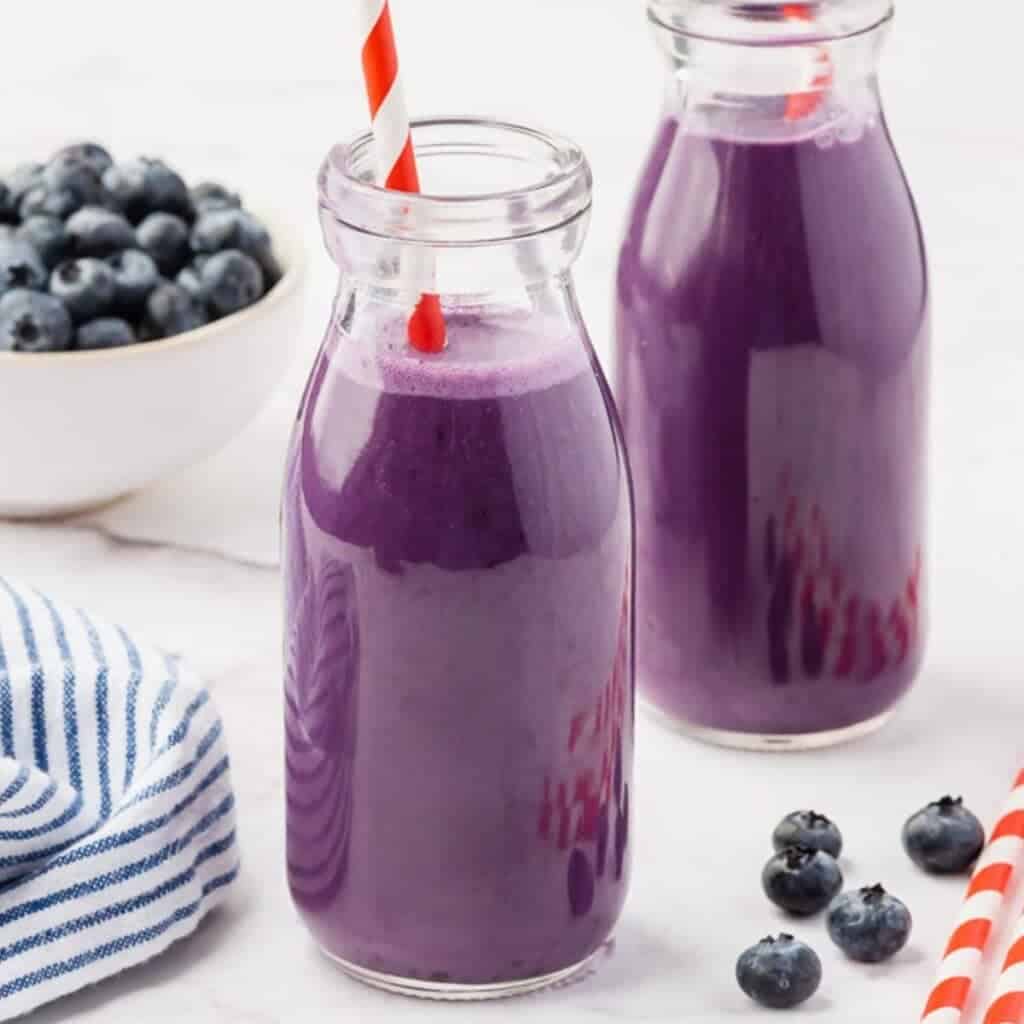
(773, 810, 843, 859)
(75, 317, 136, 351)
(0, 289, 73, 352)
(16, 216, 69, 269)
(66, 206, 136, 258)
(903, 796, 985, 875)
(136, 212, 191, 275)
(827, 884, 912, 963)
(145, 282, 208, 339)
(106, 249, 160, 316)
(763, 846, 843, 917)
(51, 142, 113, 178)
(191, 208, 280, 283)
(191, 181, 241, 213)
(49, 259, 117, 322)
(736, 934, 822, 1010)
(200, 249, 264, 317)
(103, 158, 193, 223)
(0, 239, 48, 294)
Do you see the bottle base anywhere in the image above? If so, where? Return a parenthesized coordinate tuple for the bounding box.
(320, 943, 610, 1001)
(642, 702, 897, 752)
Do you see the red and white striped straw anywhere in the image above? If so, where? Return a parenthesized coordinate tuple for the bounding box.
(356, 0, 446, 354)
(983, 911, 1024, 1024)
(922, 772, 1024, 1023)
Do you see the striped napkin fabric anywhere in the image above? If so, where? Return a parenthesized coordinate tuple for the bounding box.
(0, 577, 239, 1020)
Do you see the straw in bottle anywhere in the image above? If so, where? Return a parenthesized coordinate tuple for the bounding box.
(357, 0, 446, 353)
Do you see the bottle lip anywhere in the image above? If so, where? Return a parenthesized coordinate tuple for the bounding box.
(319, 117, 593, 246)
(648, 1, 894, 47)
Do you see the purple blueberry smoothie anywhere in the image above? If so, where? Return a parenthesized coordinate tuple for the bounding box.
(616, 112, 929, 743)
(283, 305, 632, 990)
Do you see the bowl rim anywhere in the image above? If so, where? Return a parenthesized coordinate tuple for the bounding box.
(0, 206, 308, 367)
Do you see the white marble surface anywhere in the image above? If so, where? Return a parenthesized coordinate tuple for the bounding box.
(3, 0, 1024, 1020)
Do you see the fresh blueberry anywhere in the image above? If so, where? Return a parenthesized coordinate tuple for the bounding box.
(827, 884, 912, 963)
(191, 208, 280, 284)
(106, 249, 160, 316)
(175, 264, 207, 304)
(33, 153, 108, 217)
(16, 216, 69, 269)
(0, 289, 73, 353)
(773, 810, 843, 859)
(736, 934, 822, 1010)
(903, 796, 985, 875)
(763, 846, 843, 917)
(103, 158, 193, 223)
(136, 212, 191, 275)
(51, 142, 113, 178)
(0, 239, 48, 295)
(200, 249, 264, 317)
(75, 317, 136, 351)
(49, 259, 117, 322)
(66, 206, 136, 259)
(5, 163, 43, 210)
(190, 181, 241, 213)
(145, 282, 208, 339)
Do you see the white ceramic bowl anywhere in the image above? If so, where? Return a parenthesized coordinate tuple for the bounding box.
(0, 212, 307, 518)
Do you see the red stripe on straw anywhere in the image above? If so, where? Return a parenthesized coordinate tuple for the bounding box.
(361, 7, 399, 115)
(1004, 937, 1024, 970)
(385, 136, 421, 193)
(984, 991, 1024, 1024)
(993, 811, 1024, 842)
(923, 976, 972, 1016)
(946, 918, 993, 955)
(969, 863, 1015, 898)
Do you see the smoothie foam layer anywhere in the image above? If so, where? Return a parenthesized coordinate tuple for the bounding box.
(335, 305, 588, 400)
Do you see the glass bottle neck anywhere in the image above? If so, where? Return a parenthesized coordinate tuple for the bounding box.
(653, 9, 889, 136)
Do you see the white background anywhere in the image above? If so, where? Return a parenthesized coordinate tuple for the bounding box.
(2, 1, 1024, 1021)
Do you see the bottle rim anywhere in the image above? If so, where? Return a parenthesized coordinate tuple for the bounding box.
(319, 117, 593, 247)
(647, 1, 894, 47)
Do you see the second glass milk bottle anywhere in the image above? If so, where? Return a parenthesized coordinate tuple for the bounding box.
(283, 119, 634, 997)
(616, 1, 929, 749)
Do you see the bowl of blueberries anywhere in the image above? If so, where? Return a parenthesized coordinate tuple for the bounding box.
(0, 141, 306, 517)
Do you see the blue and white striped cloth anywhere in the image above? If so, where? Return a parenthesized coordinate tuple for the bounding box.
(0, 577, 239, 1020)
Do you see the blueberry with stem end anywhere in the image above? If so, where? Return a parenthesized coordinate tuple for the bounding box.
(762, 845, 843, 916)
(773, 810, 843, 859)
(49, 259, 117, 322)
(828, 884, 912, 963)
(903, 796, 985, 875)
(736, 934, 822, 1010)
(51, 142, 113, 177)
(0, 239, 48, 295)
(0, 289, 73, 352)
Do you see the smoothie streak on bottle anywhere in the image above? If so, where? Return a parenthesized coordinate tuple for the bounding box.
(283, 119, 634, 998)
(616, 1, 929, 749)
